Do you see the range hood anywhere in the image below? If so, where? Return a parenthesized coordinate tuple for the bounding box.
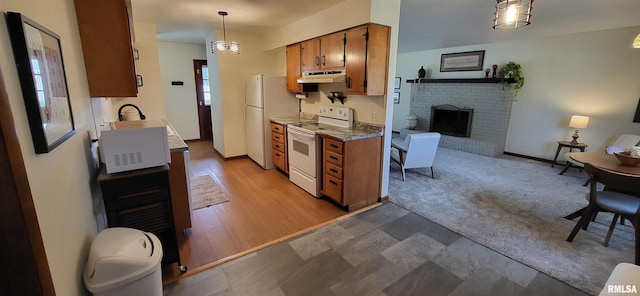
(297, 70, 346, 84)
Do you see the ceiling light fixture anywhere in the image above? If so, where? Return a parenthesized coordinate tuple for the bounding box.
(633, 33, 640, 49)
(211, 11, 239, 55)
(493, 0, 533, 29)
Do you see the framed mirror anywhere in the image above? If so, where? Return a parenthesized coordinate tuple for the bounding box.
(5, 12, 75, 153)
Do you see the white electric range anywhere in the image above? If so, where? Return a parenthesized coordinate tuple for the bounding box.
(286, 105, 353, 197)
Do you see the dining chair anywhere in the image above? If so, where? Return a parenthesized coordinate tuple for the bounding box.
(566, 163, 640, 264)
(390, 132, 441, 181)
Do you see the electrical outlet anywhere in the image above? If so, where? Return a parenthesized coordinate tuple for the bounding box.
(371, 112, 378, 120)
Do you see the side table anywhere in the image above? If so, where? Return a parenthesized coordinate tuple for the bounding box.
(552, 141, 587, 167)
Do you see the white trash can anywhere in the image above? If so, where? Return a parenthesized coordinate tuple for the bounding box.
(84, 227, 163, 296)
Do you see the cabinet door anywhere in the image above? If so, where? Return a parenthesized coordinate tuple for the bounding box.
(365, 24, 390, 96)
(301, 39, 320, 71)
(286, 43, 302, 92)
(345, 26, 368, 95)
(74, 0, 137, 97)
(320, 32, 345, 69)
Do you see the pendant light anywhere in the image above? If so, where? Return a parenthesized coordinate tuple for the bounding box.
(633, 33, 640, 49)
(492, 0, 533, 29)
(211, 11, 239, 54)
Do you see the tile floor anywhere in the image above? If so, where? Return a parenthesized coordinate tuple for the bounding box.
(163, 203, 591, 296)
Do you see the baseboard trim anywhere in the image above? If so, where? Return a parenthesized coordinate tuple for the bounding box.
(503, 151, 553, 164)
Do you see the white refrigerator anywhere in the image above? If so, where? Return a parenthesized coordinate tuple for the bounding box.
(245, 75, 299, 169)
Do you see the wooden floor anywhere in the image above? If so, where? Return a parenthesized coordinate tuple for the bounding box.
(162, 140, 348, 281)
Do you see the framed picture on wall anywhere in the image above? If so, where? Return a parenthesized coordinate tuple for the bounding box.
(6, 12, 76, 153)
(440, 50, 485, 72)
(393, 92, 400, 104)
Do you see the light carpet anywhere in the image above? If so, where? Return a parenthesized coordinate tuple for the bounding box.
(388, 147, 635, 295)
(191, 175, 229, 210)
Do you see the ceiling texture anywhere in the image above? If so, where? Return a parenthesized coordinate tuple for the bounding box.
(131, 0, 640, 53)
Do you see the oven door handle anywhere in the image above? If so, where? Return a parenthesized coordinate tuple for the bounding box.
(287, 128, 315, 141)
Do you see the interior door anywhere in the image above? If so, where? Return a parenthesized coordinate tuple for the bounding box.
(194, 60, 212, 140)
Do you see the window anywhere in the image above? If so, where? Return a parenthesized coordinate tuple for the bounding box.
(201, 65, 210, 106)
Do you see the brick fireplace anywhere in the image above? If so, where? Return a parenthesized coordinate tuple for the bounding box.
(408, 81, 513, 156)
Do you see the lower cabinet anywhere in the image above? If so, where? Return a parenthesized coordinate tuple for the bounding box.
(271, 122, 288, 173)
(98, 166, 184, 270)
(320, 135, 382, 211)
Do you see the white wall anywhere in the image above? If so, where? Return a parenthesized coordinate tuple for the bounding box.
(206, 30, 276, 157)
(395, 26, 640, 159)
(0, 0, 98, 295)
(158, 41, 207, 140)
(111, 22, 167, 121)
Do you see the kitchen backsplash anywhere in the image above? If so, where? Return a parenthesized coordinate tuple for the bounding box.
(299, 83, 386, 125)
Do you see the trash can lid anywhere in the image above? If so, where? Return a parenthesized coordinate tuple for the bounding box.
(84, 227, 162, 293)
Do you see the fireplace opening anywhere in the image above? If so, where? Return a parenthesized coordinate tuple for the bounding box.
(430, 104, 473, 137)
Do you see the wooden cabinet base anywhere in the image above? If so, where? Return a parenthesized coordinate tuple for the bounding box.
(169, 151, 191, 236)
(321, 136, 381, 212)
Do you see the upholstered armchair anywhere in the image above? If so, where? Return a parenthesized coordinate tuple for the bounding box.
(391, 132, 441, 181)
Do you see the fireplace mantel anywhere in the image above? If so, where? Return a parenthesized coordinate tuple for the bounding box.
(406, 78, 516, 84)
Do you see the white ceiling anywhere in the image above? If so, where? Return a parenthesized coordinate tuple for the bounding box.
(131, 0, 640, 53)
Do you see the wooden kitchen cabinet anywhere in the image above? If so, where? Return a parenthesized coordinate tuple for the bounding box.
(271, 122, 288, 173)
(286, 43, 302, 92)
(169, 151, 191, 236)
(300, 32, 345, 72)
(345, 23, 390, 96)
(74, 0, 138, 97)
(320, 135, 382, 211)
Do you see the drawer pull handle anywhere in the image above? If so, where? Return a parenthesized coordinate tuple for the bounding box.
(275, 136, 280, 139)
(275, 145, 280, 149)
(330, 180, 337, 185)
(330, 144, 338, 149)
(330, 168, 338, 173)
(276, 153, 281, 157)
(330, 156, 338, 161)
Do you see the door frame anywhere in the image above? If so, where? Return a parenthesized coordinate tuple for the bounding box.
(0, 68, 55, 295)
(193, 59, 212, 140)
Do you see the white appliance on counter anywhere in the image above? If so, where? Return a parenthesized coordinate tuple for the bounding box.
(287, 105, 353, 197)
(99, 123, 171, 174)
(245, 75, 299, 169)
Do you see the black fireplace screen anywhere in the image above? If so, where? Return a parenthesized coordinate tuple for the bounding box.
(430, 104, 473, 137)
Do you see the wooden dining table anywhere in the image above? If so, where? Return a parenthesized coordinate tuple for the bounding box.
(563, 151, 640, 220)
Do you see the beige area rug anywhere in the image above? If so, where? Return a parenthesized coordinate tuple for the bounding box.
(191, 175, 229, 210)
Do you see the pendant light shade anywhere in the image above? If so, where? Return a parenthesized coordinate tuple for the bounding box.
(493, 0, 533, 29)
(211, 11, 239, 54)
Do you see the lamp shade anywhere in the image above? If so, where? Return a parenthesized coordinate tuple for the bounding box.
(633, 33, 640, 49)
(569, 115, 589, 129)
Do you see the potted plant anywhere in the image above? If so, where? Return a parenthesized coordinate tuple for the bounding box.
(498, 61, 524, 98)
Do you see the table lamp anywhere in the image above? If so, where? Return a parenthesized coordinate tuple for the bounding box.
(569, 115, 589, 145)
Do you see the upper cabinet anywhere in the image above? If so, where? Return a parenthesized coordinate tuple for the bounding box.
(286, 43, 302, 93)
(300, 32, 345, 71)
(345, 24, 390, 96)
(74, 0, 138, 97)
(285, 23, 390, 96)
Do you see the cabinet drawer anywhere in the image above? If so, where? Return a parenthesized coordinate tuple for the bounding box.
(325, 162, 343, 179)
(323, 175, 343, 203)
(326, 150, 343, 166)
(325, 138, 343, 154)
(272, 140, 285, 153)
(271, 123, 285, 134)
(272, 132, 285, 144)
(272, 149, 286, 170)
